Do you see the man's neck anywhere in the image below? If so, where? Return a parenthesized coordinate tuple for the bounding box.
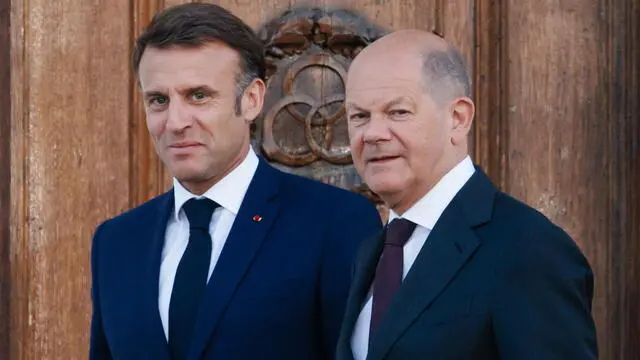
(389, 152, 469, 215)
(180, 145, 251, 195)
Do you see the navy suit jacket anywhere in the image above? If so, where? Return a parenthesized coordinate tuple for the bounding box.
(89, 158, 382, 360)
(336, 167, 598, 360)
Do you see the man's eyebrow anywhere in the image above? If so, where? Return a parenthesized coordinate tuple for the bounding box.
(143, 90, 166, 98)
(345, 97, 412, 111)
(178, 85, 219, 96)
(143, 86, 220, 98)
(345, 103, 368, 112)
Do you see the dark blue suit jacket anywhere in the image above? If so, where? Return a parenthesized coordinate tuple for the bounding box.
(336, 167, 598, 360)
(89, 158, 382, 360)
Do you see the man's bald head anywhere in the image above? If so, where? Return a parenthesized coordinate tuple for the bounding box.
(350, 29, 470, 104)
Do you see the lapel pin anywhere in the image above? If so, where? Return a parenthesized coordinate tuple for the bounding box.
(252, 215, 263, 222)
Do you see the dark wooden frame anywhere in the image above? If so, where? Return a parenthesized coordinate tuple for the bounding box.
(606, 1, 640, 357)
(473, 0, 509, 190)
(0, 0, 11, 357)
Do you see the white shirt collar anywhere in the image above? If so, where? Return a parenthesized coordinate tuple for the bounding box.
(388, 155, 476, 230)
(172, 146, 259, 220)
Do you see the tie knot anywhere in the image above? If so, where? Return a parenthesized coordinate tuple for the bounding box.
(182, 198, 219, 230)
(385, 218, 416, 247)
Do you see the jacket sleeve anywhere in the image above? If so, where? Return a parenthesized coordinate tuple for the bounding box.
(492, 225, 598, 359)
(89, 222, 113, 360)
(320, 195, 383, 359)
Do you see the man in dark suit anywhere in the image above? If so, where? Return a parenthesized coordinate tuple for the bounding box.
(336, 29, 598, 359)
(89, 3, 382, 360)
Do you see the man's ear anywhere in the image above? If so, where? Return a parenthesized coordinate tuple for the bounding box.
(240, 78, 266, 123)
(449, 96, 475, 145)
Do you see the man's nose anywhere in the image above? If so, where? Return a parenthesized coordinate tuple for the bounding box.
(362, 115, 392, 143)
(166, 101, 193, 132)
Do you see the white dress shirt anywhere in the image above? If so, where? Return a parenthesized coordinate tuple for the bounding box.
(351, 156, 476, 360)
(158, 146, 259, 340)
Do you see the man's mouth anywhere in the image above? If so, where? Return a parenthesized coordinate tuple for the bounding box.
(168, 142, 203, 155)
(169, 141, 202, 149)
(368, 155, 399, 163)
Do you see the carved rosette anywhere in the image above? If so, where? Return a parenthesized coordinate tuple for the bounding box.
(253, 7, 388, 220)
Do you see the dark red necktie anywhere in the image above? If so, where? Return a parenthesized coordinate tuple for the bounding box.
(369, 218, 416, 338)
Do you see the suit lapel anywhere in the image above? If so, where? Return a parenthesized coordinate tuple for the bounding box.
(337, 232, 385, 359)
(142, 190, 173, 358)
(368, 205, 480, 360)
(368, 168, 496, 360)
(188, 159, 281, 359)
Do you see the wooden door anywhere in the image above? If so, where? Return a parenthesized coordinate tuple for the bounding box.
(0, 0, 10, 356)
(2, 0, 639, 359)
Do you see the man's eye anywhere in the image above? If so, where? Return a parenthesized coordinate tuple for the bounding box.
(150, 96, 168, 105)
(191, 92, 207, 101)
(389, 109, 411, 119)
(390, 109, 410, 116)
(349, 113, 368, 120)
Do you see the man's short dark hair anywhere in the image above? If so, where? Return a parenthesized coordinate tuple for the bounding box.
(132, 3, 265, 114)
(421, 45, 471, 104)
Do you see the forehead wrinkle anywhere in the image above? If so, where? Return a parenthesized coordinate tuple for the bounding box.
(142, 82, 216, 96)
(138, 44, 239, 91)
(347, 85, 422, 108)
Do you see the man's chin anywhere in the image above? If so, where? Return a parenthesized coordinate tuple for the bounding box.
(365, 178, 403, 200)
(170, 168, 209, 183)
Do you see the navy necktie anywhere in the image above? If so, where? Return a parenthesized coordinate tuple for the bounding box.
(168, 198, 219, 360)
(369, 218, 416, 339)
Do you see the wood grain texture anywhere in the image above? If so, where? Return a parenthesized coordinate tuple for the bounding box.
(0, 0, 10, 357)
(130, 0, 167, 206)
(506, 0, 606, 347)
(504, 0, 639, 358)
(165, 0, 437, 31)
(336, 0, 436, 31)
(10, 0, 132, 358)
(9, 0, 27, 358)
(474, 0, 508, 188)
(505, 0, 602, 239)
(603, 0, 640, 357)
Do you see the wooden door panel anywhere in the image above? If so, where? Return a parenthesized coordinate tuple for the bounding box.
(503, 1, 639, 358)
(8, 1, 132, 359)
(0, 0, 10, 356)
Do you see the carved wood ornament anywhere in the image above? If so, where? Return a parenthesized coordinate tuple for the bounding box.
(253, 6, 389, 222)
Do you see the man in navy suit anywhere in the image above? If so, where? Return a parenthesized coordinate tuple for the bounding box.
(89, 3, 382, 359)
(336, 29, 598, 359)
